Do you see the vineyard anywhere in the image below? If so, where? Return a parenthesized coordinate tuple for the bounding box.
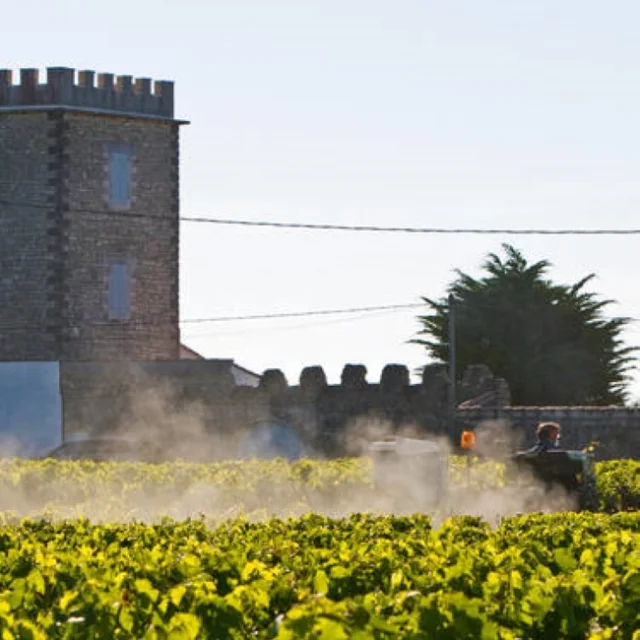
(0, 512, 638, 638)
(0, 457, 638, 638)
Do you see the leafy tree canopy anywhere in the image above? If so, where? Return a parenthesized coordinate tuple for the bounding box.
(413, 244, 636, 405)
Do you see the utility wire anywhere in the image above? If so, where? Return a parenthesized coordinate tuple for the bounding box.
(180, 303, 423, 324)
(182, 307, 408, 339)
(2, 196, 639, 326)
(181, 217, 640, 236)
(0, 303, 424, 331)
(3, 197, 640, 235)
(3, 304, 636, 332)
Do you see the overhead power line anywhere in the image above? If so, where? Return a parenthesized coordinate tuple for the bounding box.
(3, 197, 640, 235)
(2, 304, 636, 331)
(0, 303, 423, 331)
(180, 303, 423, 324)
(181, 217, 640, 236)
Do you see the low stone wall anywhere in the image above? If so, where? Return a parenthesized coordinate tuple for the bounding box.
(457, 406, 640, 460)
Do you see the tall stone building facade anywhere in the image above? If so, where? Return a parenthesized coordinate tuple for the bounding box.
(0, 67, 186, 361)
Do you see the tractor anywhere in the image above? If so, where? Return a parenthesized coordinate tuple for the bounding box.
(510, 448, 599, 512)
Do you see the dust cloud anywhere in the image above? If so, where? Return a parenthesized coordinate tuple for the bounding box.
(0, 380, 578, 526)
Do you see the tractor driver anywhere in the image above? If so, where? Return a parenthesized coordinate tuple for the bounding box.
(523, 421, 561, 456)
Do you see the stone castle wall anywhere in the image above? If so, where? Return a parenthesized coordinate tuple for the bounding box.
(59, 361, 640, 460)
(0, 112, 61, 360)
(60, 113, 180, 360)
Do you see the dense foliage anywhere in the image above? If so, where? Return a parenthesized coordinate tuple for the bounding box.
(596, 459, 640, 512)
(0, 512, 637, 638)
(414, 244, 636, 405)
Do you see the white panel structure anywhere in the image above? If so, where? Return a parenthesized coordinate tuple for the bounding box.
(0, 362, 62, 457)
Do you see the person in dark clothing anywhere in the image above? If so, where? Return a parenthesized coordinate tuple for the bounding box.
(522, 421, 561, 456)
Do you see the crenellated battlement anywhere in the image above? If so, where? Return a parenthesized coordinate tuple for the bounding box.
(57, 360, 640, 459)
(0, 67, 174, 119)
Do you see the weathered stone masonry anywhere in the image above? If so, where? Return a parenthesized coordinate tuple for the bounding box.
(0, 67, 185, 361)
(59, 360, 640, 460)
(0, 112, 58, 359)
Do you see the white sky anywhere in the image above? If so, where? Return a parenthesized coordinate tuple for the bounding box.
(5, 1, 640, 398)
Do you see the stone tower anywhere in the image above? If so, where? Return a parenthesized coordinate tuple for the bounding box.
(0, 67, 186, 361)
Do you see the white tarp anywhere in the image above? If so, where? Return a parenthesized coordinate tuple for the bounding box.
(0, 362, 62, 457)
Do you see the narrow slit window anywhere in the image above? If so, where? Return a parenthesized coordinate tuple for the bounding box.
(108, 149, 132, 208)
(108, 262, 132, 320)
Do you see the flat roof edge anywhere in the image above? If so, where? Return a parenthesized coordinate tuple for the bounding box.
(0, 104, 189, 124)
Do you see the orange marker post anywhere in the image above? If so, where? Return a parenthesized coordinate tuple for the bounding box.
(460, 430, 475, 486)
